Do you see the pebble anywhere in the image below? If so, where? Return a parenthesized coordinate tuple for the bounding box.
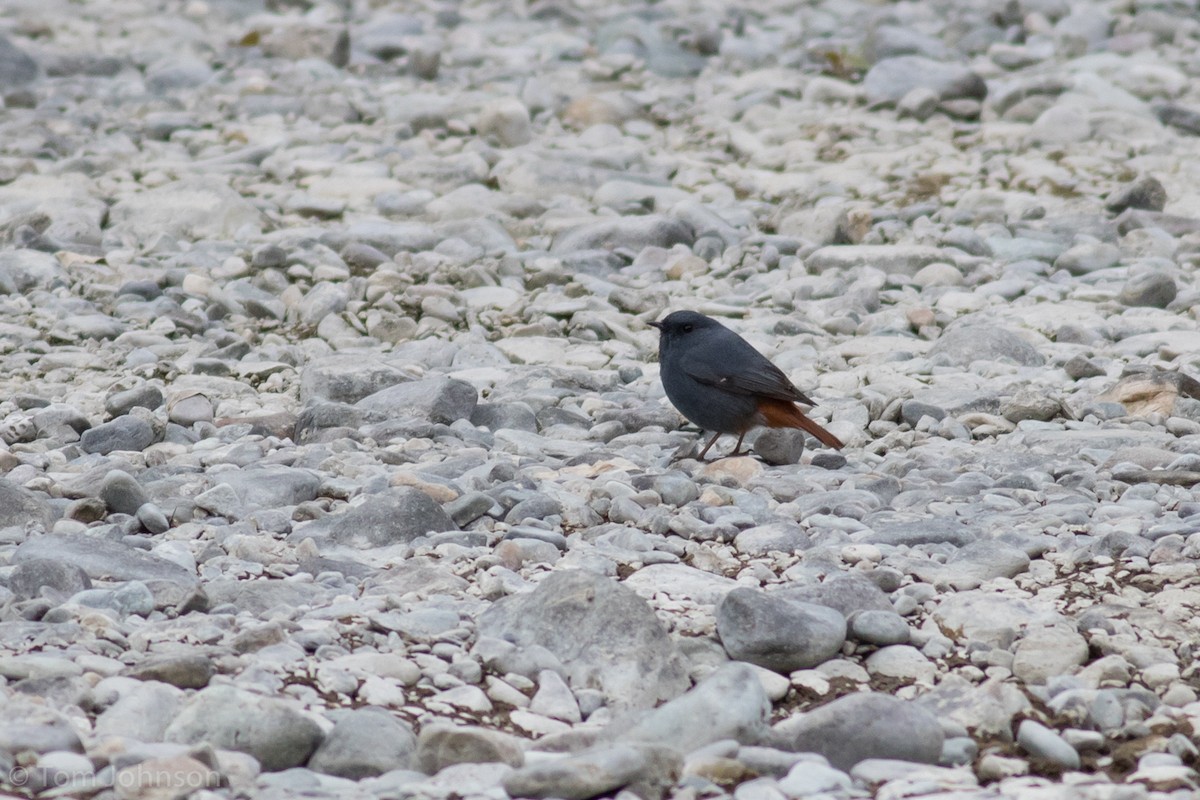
(1016, 720, 1081, 770)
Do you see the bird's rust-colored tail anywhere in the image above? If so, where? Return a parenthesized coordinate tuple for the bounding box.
(757, 398, 844, 449)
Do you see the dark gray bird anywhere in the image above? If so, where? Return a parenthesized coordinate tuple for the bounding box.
(649, 310, 844, 459)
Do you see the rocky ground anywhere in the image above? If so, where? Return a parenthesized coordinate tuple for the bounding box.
(0, 0, 1199, 798)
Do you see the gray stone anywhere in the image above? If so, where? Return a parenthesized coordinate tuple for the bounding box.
(108, 179, 262, 243)
(477, 98, 532, 147)
(806, 245, 956, 276)
(901, 399, 946, 427)
(446, 492, 498, 526)
(14, 535, 196, 586)
(772, 693, 943, 770)
(0, 35, 39, 86)
(1017, 720, 1080, 769)
(1064, 355, 1105, 380)
(0, 723, 83, 756)
(100, 470, 149, 516)
(319, 488, 457, 548)
(1011, 626, 1089, 684)
(1054, 242, 1120, 276)
(1026, 105, 1090, 146)
(9, 559, 91, 601)
(94, 681, 183, 742)
(356, 376, 478, 425)
(1106, 176, 1167, 213)
(1119, 271, 1177, 308)
(849, 610, 911, 646)
(80, 416, 156, 455)
(473, 637, 568, 682)
(230, 467, 321, 508)
(774, 573, 895, 618)
(204, 578, 336, 616)
(299, 355, 416, 404)
(194, 483, 245, 520)
(941, 541, 1032, 588)
(414, 724, 525, 774)
(165, 685, 323, 770)
(551, 215, 694, 255)
(308, 707, 416, 779)
(929, 325, 1045, 367)
(715, 588, 846, 673)
(477, 570, 689, 710)
(471, 403, 539, 433)
(105, 384, 164, 417)
(145, 55, 213, 91)
(1001, 389, 1061, 423)
(751, 429, 806, 465)
(71, 581, 155, 618)
(337, 220, 439, 255)
(124, 654, 214, 690)
(868, 518, 977, 547)
(863, 56, 986, 105)
(778, 760, 853, 795)
(530, 669, 581, 723)
(296, 282, 348, 328)
(167, 393, 213, 426)
(619, 662, 771, 752)
(502, 743, 680, 800)
(0, 250, 65, 295)
(124, 514, 176, 549)
(370, 607, 460, 640)
(0, 478, 53, 530)
(733, 524, 810, 557)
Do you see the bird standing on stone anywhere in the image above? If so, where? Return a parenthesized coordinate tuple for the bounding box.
(648, 311, 844, 459)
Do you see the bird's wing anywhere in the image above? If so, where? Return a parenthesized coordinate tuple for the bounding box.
(679, 339, 818, 406)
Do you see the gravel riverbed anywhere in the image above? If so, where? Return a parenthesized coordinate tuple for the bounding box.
(0, 0, 1199, 798)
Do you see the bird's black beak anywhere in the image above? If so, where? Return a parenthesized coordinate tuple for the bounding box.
(648, 320, 663, 330)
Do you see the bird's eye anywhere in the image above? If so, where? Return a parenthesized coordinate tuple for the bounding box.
(682, 324, 693, 332)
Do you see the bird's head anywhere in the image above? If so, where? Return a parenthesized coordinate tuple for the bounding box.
(648, 310, 722, 343)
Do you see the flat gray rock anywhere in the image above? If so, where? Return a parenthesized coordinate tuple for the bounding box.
(0, 478, 52, 531)
(477, 570, 690, 710)
(99, 469, 149, 515)
(503, 743, 680, 800)
(14, 535, 196, 586)
(204, 578, 338, 616)
(551, 215, 694, 255)
(355, 376, 478, 425)
(299, 355, 417, 404)
(772, 692, 944, 771)
(774, 573, 895, 618)
(308, 707, 416, 779)
(80, 416, 156, 455)
(716, 587, 846, 673)
(414, 724, 525, 774)
(0, 34, 38, 86)
(108, 179, 262, 243)
(165, 685, 323, 771)
(229, 467, 321, 508)
(300, 488, 457, 549)
(863, 56, 986, 104)
(929, 324, 1045, 367)
(618, 662, 771, 753)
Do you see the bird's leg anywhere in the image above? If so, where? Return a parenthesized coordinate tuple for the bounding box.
(696, 432, 722, 460)
(727, 431, 748, 457)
